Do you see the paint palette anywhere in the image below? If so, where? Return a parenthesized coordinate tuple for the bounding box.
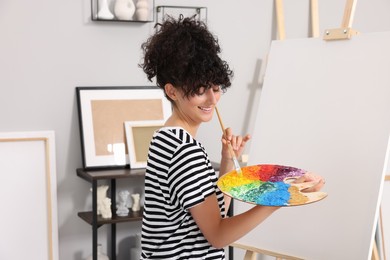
(217, 164, 327, 207)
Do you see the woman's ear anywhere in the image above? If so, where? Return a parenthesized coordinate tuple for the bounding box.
(164, 83, 178, 101)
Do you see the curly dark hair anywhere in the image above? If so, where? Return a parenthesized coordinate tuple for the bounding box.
(139, 15, 233, 101)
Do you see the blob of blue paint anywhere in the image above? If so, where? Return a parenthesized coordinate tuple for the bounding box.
(256, 182, 291, 206)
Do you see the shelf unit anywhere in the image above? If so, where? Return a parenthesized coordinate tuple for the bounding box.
(77, 162, 228, 260)
(77, 167, 145, 260)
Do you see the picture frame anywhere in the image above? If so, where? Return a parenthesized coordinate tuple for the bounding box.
(76, 86, 171, 169)
(124, 120, 164, 168)
(0, 131, 59, 260)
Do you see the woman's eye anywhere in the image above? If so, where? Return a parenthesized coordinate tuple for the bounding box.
(212, 86, 221, 92)
(195, 86, 220, 96)
(196, 87, 206, 95)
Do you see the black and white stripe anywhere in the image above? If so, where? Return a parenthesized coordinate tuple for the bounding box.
(141, 127, 226, 259)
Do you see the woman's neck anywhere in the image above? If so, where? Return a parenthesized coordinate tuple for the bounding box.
(164, 113, 199, 137)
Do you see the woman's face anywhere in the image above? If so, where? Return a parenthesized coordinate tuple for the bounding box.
(175, 85, 222, 126)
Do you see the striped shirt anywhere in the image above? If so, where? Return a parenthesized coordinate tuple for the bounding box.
(141, 127, 226, 259)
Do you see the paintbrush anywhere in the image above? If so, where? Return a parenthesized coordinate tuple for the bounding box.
(215, 106, 243, 175)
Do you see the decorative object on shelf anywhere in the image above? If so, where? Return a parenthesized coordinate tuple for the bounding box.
(101, 198, 112, 219)
(76, 86, 172, 169)
(95, 185, 110, 215)
(116, 190, 130, 216)
(156, 6, 207, 24)
(135, 0, 149, 21)
(114, 0, 135, 20)
(86, 243, 110, 260)
(97, 0, 114, 20)
(91, 0, 154, 22)
(131, 193, 141, 212)
(124, 120, 164, 168)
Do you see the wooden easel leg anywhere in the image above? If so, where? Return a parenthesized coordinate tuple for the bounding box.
(244, 250, 258, 260)
(310, 0, 319, 37)
(371, 240, 379, 260)
(274, 0, 286, 40)
(341, 0, 357, 28)
(275, 0, 320, 40)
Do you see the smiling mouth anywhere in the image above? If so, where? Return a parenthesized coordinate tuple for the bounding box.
(198, 106, 213, 112)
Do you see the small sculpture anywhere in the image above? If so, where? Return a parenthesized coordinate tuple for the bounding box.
(116, 190, 130, 216)
(131, 193, 141, 212)
(135, 0, 148, 21)
(100, 197, 112, 219)
(96, 185, 109, 216)
(97, 0, 114, 20)
(114, 0, 135, 20)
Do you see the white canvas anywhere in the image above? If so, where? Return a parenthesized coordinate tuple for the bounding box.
(235, 31, 390, 260)
(0, 131, 58, 260)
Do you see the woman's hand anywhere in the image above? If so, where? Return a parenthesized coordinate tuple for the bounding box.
(221, 127, 251, 160)
(292, 172, 325, 192)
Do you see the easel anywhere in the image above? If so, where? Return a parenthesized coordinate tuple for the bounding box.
(323, 2, 382, 260)
(325, 3, 382, 259)
(231, 1, 362, 259)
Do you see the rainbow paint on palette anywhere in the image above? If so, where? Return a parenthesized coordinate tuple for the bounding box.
(217, 164, 327, 207)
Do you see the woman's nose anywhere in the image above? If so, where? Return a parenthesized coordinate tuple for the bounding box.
(205, 88, 219, 103)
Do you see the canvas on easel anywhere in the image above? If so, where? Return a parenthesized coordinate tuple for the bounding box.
(231, 1, 390, 258)
(233, 29, 390, 260)
(233, 3, 390, 258)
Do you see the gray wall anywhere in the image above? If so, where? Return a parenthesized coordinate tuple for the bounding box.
(1, 0, 389, 259)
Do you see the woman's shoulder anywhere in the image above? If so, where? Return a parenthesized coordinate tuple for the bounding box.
(156, 126, 195, 144)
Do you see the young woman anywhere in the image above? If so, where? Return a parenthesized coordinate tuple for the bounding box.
(139, 15, 324, 260)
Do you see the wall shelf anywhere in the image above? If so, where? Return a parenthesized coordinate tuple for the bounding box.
(91, 0, 155, 23)
(156, 5, 207, 24)
(78, 210, 143, 226)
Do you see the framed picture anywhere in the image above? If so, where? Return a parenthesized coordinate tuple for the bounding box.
(76, 86, 171, 169)
(125, 120, 164, 168)
(0, 131, 59, 260)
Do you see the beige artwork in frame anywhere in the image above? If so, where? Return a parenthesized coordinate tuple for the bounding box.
(124, 120, 164, 169)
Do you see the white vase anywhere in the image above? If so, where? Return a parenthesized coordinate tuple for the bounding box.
(86, 244, 110, 260)
(114, 0, 135, 21)
(97, 0, 114, 20)
(135, 0, 149, 21)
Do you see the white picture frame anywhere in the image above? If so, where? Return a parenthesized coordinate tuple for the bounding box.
(124, 120, 164, 169)
(0, 131, 59, 260)
(76, 86, 171, 169)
